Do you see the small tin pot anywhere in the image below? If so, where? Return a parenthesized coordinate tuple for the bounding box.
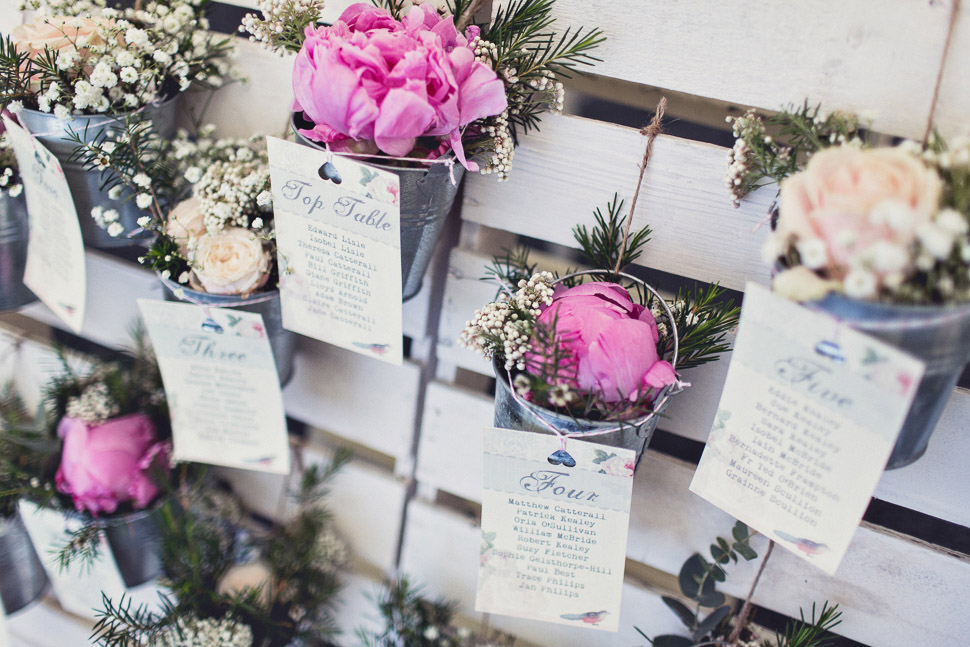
(0, 510, 49, 613)
(0, 191, 37, 311)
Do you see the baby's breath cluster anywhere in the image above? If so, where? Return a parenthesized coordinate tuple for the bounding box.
(0, 134, 23, 199)
(4, 0, 236, 116)
(459, 271, 555, 370)
(157, 615, 253, 647)
(194, 154, 272, 232)
(479, 111, 514, 181)
(240, 0, 325, 56)
(65, 382, 120, 424)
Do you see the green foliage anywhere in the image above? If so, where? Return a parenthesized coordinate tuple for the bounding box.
(663, 283, 741, 372)
(776, 602, 842, 647)
(358, 576, 515, 647)
(484, 246, 538, 293)
(573, 193, 652, 277)
(638, 522, 758, 646)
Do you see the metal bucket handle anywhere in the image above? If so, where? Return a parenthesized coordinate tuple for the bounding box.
(503, 269, 685, 441)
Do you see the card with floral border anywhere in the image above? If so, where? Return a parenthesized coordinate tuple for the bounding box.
(690, 283, 925, 574)
(138, 299, 290, 474)
(476, 427, 635, 631)
(17, 500, 127, 620)
(267, 137, 403, 366)
(2, 117, 85, 333)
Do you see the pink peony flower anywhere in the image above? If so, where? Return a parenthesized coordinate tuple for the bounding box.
(529, 282, 677, 404)
(292, 3, 507, 169)
(55, 413, 170, 516)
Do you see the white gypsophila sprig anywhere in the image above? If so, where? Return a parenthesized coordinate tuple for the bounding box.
(65, 382, 120, 424)
(241, 0, 325, 55)
(156, 615, 253, 647)
(459, 271, 555, 370)
(194, 155, 272, 231)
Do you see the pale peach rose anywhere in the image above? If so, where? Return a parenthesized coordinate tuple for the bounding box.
(165, 197, 206, 251)
(191, 227, 270, 295)
(216, 561, 272, 608)
(775, 146, 942, 278)
(11, 16, 108, 59)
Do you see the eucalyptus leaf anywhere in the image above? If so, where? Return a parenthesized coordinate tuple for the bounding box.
(732, 521, 749, 541)
(734, 542, 759, 561)
(697, 591, 726, 608)
(693, 605, 732, 641)
(678, 554, 707, 598)
(661, 596, 696, 629)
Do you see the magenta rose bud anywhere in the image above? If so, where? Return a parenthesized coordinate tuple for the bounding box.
(55, 413, 170, 516)
(530, 282, 677, 405)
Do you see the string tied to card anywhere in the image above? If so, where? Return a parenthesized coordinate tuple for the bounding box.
(321, 144, 460, 186)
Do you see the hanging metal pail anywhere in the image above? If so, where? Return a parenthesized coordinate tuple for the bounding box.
(95, 505, 166, 588)
(291, 114, 465, 300)
(18, 96, 179, 248)
(491, 270, 681, 470)
(159, 276, 297, 386)
(0, 191, 36, 311)
(811, 293, 970, 469)
(0, 510, 49, 613)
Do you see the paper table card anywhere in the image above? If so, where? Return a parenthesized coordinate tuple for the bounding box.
(267, 137, 403, 366)
(690, 283, 925, 574)
(476, 427, 635, 631)
(138, 299, 290, 474)
(2, 117, 86, 332)
(17, 500, 127, 620)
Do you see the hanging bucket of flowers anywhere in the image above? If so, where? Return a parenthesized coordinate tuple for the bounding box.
(243, 0, 603, 299)
(729, 106, 970, 468)
(0, 510, 49, 613)
(0, 342, 175, 589)
(4, 0, 236, 247)
(487, 270, 682, 470)
(0, 133, 36, 311)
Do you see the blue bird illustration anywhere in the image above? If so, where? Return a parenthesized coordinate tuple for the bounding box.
(353, 342, 389, 355)
(775, 530, 828, 556)
(201, 316, 224, 334)
(560, 611, 609, 625)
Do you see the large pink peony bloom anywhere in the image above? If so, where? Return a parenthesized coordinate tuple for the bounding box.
(55, 413, 170, 516)
(529, 282, 677, 404)
(292, 2, 507, 169)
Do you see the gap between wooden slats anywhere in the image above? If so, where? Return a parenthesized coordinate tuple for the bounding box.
(546, 0, 966, 139)
(462, 114, 775, 291)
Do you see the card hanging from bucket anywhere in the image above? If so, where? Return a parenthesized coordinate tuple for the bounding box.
(476, 427, 635, 632)
(138, 299, 290, 474)
(690, 283, 925, 574)
(267, 137, 403, 366)
(2, 116, 86, 333)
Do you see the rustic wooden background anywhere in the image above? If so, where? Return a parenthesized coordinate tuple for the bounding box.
(1, 1, 969, 645)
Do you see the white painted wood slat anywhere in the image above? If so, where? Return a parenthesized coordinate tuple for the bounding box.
(462, 115, 776, 291)
(545, 0, 966, 139)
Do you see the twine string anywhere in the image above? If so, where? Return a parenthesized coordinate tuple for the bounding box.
(923, 0, 962, 143)
(323, 144, 459, 186)
(614, 97, 667, 276)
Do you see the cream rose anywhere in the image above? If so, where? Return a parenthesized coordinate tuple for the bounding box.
(775, 146, 942, 278)
(216, 561, 272, 608)
(166, 197, 206, 251)
(191, 227, 270, 295)
(11, 16, 108, 59)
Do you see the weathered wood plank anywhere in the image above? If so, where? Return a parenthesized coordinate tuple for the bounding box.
(545, 0, 963, 139)
(462, 115, 776, 291)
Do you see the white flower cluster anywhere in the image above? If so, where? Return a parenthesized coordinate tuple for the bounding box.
(725, 110, 767, 207)
(460, 271, 555, 370)
(241, 0, 325, 55)
(157, 616, 253, 647)
(313, 525, 350, 572)
(0, 137, 23, 199)
(65, 382, 120, 424)
(194, 154, 272, 232)
(90, 205, 123, 237)
(15, 0, 234, 116)
(479, 110, 514, 181)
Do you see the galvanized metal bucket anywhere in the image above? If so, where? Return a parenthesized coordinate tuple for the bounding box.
(492, 271, 681, 471)
(18, 96, 179, 248)
(0, 510, 49, 613)
(291, 115, 465, 300)
(94, 505, 166, 588)
(0, 191, 36, 311)
(159, 276, 296, 386)
(811, 293, 970, 469)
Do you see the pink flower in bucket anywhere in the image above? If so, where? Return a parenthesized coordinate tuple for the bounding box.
(55, 413, 170, 516)
(528, 282, 677, 406)
(292, 2, 507, 169)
